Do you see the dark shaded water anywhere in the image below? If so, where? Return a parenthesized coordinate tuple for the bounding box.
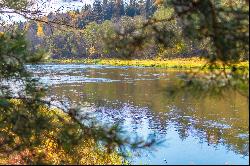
(27, 64, 249, 165)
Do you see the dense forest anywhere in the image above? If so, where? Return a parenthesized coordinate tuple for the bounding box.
(2, 0, 247, 61)
(2, 0, 212, 60)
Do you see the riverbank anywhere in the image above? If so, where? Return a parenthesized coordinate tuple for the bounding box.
(48, 58, 249, 70)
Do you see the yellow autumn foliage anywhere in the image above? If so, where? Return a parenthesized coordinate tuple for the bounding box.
(49, 58, 249, 71)
(37, 22, 44, 37)
(68, 11, 78, 20)
(89, 46, 97, 55)
(154, 0, 164, 5)
(0, 100, 123, 165)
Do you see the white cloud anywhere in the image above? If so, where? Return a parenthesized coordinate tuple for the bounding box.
(33, 0, 94, 14)
(0, 0, 93, 23)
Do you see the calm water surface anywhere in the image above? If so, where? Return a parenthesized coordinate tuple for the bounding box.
(27, 64, 249, 165)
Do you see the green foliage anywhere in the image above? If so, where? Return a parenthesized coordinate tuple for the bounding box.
(167, 66, 249, 99)
(82, 22, 102, 56)
(167, 0, 249, 62)
(0, 0, 33, 11)
(44, 30, 87, 59)
(0, 31, 28, 78)
(92, 0, 103, 22)
(162, 0, 249, 98)
(102, 16, 158, 59)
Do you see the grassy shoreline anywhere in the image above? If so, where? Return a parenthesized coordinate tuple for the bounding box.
(47, 58, 249, 70)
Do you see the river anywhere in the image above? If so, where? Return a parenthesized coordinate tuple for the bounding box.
(27, 64, 249, 165)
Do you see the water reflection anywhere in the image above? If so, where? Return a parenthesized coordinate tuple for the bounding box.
(27, 64, 249, 164)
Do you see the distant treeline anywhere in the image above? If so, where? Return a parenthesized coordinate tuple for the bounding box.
(10, 0, 210, 59)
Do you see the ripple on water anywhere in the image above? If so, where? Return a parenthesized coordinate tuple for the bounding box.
(34, 75, 121, 85)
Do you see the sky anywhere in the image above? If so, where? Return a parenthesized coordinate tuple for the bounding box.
(36, 0, 94, 13)
(0, 0, 94, 23)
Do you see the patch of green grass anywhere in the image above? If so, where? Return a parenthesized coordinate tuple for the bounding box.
(47, 58, 249, 70)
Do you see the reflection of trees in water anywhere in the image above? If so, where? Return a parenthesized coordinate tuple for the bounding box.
(49, 83, 249, 157)
(93, 102, 169, 135)
(147, 111, 168, 135)
(166, 105, 249, 157)
(90, 101, 248, 157)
